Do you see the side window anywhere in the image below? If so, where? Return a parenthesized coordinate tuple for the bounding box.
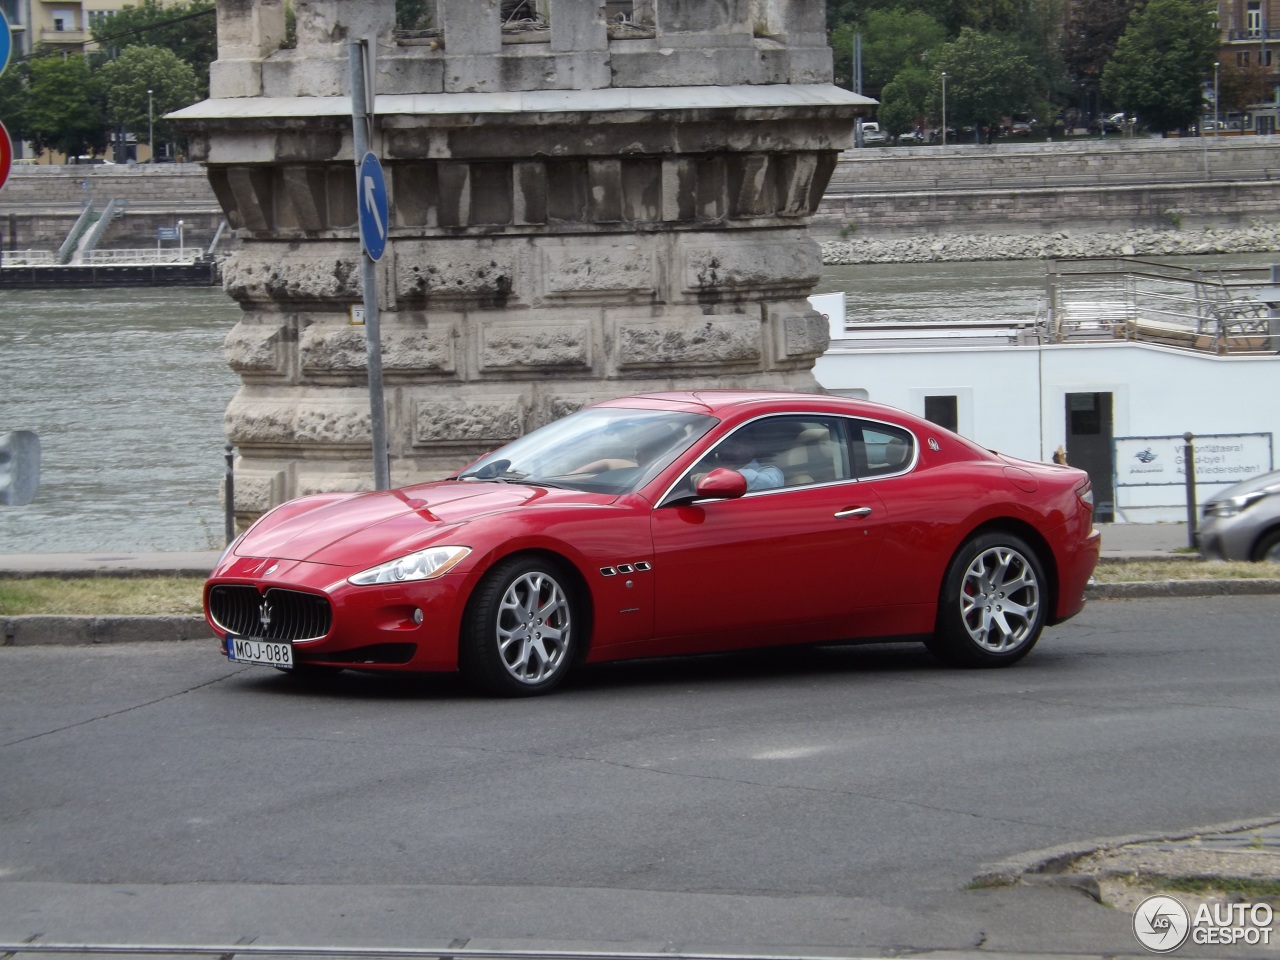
(854, 421, 916, 478)
(686, 416, 852, 492)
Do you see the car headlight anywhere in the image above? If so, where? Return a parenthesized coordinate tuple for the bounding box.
(348, 546, 471, 585)
(1205, 491, 1267, 519)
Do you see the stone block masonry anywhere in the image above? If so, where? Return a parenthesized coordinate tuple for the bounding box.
(172, 0, 869, 525)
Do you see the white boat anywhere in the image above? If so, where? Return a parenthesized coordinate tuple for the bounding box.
(811, 257, 1280, 524)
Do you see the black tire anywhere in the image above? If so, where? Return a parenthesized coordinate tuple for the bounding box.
(927, 532, 1048, 668)
(460, 556, 579, 696)
(1252, 529, 1280, 563)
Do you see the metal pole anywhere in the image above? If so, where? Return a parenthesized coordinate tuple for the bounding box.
(1214, 61, 1220, 135)
(1270, 264, 1280, 352)
(941, 72, 947, 146)
(1183, 431, 1198, 548)
(148, 89, 153, 161)
(349, 40, 391, 491)
(224, 443, 235, 545)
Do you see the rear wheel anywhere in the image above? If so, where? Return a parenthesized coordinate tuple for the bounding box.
(1253, 530, 1280, 563)
(461, 556, 578, 696)
(928, 532, 1047, 667)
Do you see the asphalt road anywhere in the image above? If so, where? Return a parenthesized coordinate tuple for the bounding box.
(1, 595, 1278, 958)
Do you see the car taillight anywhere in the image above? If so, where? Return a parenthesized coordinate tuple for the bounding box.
(1077, 480, 1094, 511)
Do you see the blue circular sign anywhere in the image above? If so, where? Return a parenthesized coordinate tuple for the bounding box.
(357, 152, 389, 261)
(0, 10, 10, 80)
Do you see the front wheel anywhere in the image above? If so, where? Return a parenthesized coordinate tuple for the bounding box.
(461, 556, 579, 696)
(1252, 529, 1280, 563)
(927, 532, 1047, 668)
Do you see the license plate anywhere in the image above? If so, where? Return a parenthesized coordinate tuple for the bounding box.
(226, 636, 293, 669)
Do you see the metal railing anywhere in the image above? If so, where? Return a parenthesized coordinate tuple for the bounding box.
(0, 250, 58, 266)
(83, 248, 201, 264)
(826, 166, 1280, 195)
(1044, 257, 1280, 354)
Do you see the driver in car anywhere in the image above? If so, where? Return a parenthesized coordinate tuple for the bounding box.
(692, 436, 784, 492)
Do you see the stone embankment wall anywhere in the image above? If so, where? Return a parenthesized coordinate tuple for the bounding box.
(817, 136, 1280, 238)
(9, 139, 1280, 264)
(0, 164, 224, 250)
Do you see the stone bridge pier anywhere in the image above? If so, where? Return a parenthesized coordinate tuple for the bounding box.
(173, 0, 869, 525)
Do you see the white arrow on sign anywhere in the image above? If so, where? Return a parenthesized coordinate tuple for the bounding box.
(363, 173, 385, 241)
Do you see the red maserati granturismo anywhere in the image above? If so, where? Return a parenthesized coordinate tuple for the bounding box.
(205, 391, 1100, 695)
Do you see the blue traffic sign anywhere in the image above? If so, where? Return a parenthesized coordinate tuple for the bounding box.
(0, 9, 9, 79)
(357, 152, 389, 261)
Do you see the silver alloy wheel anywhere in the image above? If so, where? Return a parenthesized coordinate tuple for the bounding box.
(495, 570, 572, 684)
(958, 545, 1042, 653)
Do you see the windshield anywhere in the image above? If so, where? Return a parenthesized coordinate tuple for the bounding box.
(457, 407, 716, 494)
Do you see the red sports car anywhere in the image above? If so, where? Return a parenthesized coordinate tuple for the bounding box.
(205, 391, 1100, 695)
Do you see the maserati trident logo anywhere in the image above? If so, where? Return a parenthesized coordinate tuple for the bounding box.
(258, 600, 274, 631)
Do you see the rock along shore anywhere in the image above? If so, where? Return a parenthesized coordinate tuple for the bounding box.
(819, 220, 1280, 265)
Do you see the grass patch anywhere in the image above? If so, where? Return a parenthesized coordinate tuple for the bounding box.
(0, 577, 204, 616)
(1150, 875, 1280, 899)
(1092, 558, 1280, 583)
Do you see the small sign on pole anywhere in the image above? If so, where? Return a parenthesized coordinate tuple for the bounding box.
(357, 152, 388, 262)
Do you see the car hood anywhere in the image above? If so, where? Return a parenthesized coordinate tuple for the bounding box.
(1206, 469, 1280, 502)
(232, 481, 609, 566)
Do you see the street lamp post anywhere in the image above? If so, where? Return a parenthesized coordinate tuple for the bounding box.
(941, 71, 947, 146)
(1214, 61, 1220, 135)
(177, 219, 184, 261)
(147, 89, 153, 161)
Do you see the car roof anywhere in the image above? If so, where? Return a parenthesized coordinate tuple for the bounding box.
(593, 390, 910, 421)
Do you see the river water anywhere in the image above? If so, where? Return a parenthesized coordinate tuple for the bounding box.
(2, 253, 1276, 554)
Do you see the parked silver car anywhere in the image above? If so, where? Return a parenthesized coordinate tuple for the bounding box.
(1197, 468, 1280, 561)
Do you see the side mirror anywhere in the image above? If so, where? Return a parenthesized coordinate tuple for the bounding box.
(695, 467, 748, 500)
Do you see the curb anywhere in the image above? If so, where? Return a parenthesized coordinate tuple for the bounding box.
(975, 814, 1280, 887)
(2, 581, 1279, 647)
(0, 615, 208, 647)
(1087, 578, 1280, 599)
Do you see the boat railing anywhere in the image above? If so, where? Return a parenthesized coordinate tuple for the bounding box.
(83, 248, 201, 265)
(831, 319, 1041, 349)
(1045, 257, 1280, 354)
(0, 250, 59, 266)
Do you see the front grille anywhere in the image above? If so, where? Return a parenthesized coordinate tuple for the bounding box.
(208, 585, 333, 642)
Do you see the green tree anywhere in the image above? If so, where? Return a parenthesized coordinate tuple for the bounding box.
(863, 8, 947, 90)
(23, 54, 109, 161)
(928, 29, 1036, 139)
(1101, 0, 1219, 132)
(1063, 0, 1140, 84)
(98, 46, 200, 157)
(1218, 59, 1275, 115)
(90, 0, 215, 95)
(0, 59, 29, 147)
(877, 66, 933, 139)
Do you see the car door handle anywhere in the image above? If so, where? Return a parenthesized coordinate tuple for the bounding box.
(835, 506, 873, 519)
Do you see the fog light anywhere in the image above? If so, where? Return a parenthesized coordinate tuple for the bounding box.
(412, 608, 424, 625)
